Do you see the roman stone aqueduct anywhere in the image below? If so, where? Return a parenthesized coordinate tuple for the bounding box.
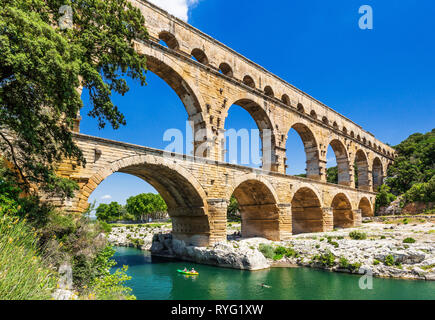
(56, 0, 395, 246)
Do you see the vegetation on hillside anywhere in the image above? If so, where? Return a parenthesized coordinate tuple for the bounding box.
(379, 129, 435, 210)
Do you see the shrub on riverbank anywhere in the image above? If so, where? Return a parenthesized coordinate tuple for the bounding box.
(0, 213, 57, 299)
(0, 168, 134, 300)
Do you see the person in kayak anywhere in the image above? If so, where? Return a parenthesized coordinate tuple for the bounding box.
(183, 267, 188, 272)
(191, 268, 197, 273)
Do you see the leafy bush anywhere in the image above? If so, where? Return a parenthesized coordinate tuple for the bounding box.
(403, 176, 435, 204)
(375, 185, 397, 212)
(384, 254, 396, 266)
(349, 262, 362, 272)
(349, 231, 367, 240)
(373, 259, 380, 265)
(403, 237, 416, 244)
(339, 257, 349, 269)
(258, 244, 275, 259)
(313, 251, 335, 267)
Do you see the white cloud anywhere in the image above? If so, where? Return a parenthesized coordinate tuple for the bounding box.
(101, 195, 112, 200)
(148, 0, 199, 22)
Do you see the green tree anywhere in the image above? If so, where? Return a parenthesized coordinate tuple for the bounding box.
(326, 166, 338, 184)
(375, 184, 397, 212)
(95, 202, 123, 222)
(0, 0, 148, 197)
(125, 193, 167, 221)
(386, 129, 435, 195)
(227, 195, 240, 222)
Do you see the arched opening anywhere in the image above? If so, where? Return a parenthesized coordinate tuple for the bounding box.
(310, 110, 317, 119)
(322, 116, 329, 125)
(355, 150, 369, 190)
(326, 140, 351, 186)
(191, 48, 209, 65)
(82, 157, 210, 246)
(285, 123, 320, 179)
(291, 187, 323, 234)
(232, 179, 279, 240)
(243, 75, 255, 88)
(333, 122, 338, 130)
(372, 157, 383, 190)
(331, 193, 354, 228)
(350, 131, 355, 138)
(297, 103, 305, 113)
(224, 99, 275, 169)
(343, 127, 348, 135)
(281, 94, 290, 106)
(158, 31, 179, 50)
(80, 53, 203, 156)
(264, 86, 274, 97)
(219, 62, 233, 77)
(359, 197, 373, 217)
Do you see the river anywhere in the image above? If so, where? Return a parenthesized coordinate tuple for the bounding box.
(113, 246, 435, 300)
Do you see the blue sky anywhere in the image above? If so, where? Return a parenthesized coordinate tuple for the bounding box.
(81, 0, 435, 208)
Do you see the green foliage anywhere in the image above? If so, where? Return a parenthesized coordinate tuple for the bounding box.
(386, 129, 435, 195)
(258, 244, 275, 259)
(95, 202, 124, 222)
(227, 196, 240, 222)
(375, 184, 397, 212)
(326, 166, 338, 184)
(348, 231, 367, 240)
(339, 257, 349, 269)
(403, 237, 416, 244)
(0, 0, 148, 196)
(373, 259, 380, 265)
(0, 213, 57, 299)
(125, 193, 167, 221)
(402, 175, 435, 204)
(383, 254, 401, 267)
(313, 251, 335, 267)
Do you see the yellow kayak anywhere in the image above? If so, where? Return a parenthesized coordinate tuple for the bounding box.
(177, 269, 199, 276)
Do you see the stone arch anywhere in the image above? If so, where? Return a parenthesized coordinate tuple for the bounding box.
(243, 75, 256, 88)
(158, 31, 179, 50)
(264, 86, 274, 97)
(372, 157, 383, 190)
(327, 139, 351, 186)
(350, 131, 355, 138)
(359, 197, 373, 217)
(342, 127, 348, 135)
(144, 54, 204, 119)
(78, 155, 210, 246)
(286, 123, 320, 179)
(231, 176, 280, 240)
(297, 103, 305, 113)
(219, 62, 233, 77)
(333, 121, 338, 130)
(281, 94, 290, 106)
(331, 193, 354, 228)
(191, 48, 209, 65)
(355, 149, 370, 190)
(310, 110, 317, 119)
(291, 187, 324, 234)
(224, 98, 277, 168)
(322, 116, 329, 125)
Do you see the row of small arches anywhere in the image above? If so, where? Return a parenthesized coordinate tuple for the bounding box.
(157, 31, 392, 158)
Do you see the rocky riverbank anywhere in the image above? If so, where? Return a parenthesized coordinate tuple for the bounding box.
(108, 217, 435, 280)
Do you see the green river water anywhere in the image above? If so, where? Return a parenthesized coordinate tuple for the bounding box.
(113, 246, 435, 300)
